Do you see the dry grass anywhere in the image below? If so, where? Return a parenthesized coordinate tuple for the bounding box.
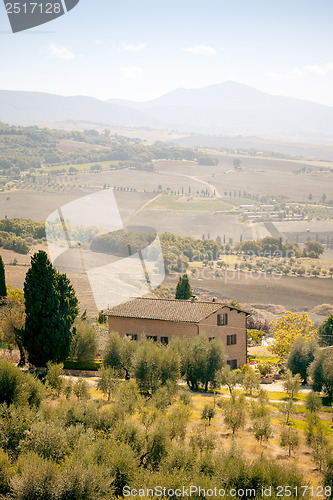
(248, 345, 270, 356)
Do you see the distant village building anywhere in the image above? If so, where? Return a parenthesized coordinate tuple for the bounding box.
(261, 337, 275, 347)
(105, 297, 250, 369)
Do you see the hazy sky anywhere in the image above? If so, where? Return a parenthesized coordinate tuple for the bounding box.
(1, 0, 333, 105)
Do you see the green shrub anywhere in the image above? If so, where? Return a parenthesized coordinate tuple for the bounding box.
(64, 423, 87, 451)
(0, 359, 22, 405)
(305, 391, 321, 413)
(20, 373, 45, 408)
(0, 405, 36, 456)
(1, 234, 29, 254)
(0, 360, 45, 408)
(113, 380, 142, 416)
(105, 443, 139, 497)
(0, 448, 12, 495)
(97, 310, 107, 325)
(201, 404, 216, 426)
(114, 420, 144, 455)
(178, 387, 192, 406)
(73, 378, 91, 401)
(45, 362, 64, 395)
(162, 445, 197, 474)
(63, 360, 102, 371)
(70, 320, 98, 362)
(141, 421, 170, 471)
(57, 401, 102, 431)
(280, 426, 300, 457)
(149, 383, 177, 410)
(20, 421, 69, 462)
(198, 452, 217, 477)
(220, 394, 247, 435)
(168, 403, 191, 441)
(323, 458, 333, 499)
(9, 451, 60, 500)
(189, 424, 216, 454)
(214, 451, 305, 494)
(97, 366, 118, 401)
(104, 332, 137, 380)
(63, 379, 73, 399)
(60, 457, 110, 500)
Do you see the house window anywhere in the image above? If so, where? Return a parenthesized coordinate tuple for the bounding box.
(227, 359, 238, 370)
(147, 335, 157, 342)
(209, 337, 215, 342)
(126, 334, 138, 341)
(217, 313, 228, 326)
(161, 336, 169, 345)
(227, 335, 237, 346)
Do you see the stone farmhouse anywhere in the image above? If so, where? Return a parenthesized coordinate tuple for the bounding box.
(105, 297, 250, 369)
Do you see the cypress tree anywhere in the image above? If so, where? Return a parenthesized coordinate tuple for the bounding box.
(175, 274, 193, 300)
(22, 250, 78, 367)
(0, 255, 6, 298)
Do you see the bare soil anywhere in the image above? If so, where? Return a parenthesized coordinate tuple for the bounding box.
(165, 270, 333, 322)
(154, 157, 333, 202)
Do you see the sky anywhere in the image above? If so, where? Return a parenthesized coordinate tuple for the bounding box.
(1, 0, 333, 105)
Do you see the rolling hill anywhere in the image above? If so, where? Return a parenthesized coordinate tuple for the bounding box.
(108, 81, 333, 139)
(0, 90, 160, 128)
(2, 82, 333, 140)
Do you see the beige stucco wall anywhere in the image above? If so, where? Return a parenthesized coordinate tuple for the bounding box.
(108, 316, 198, 340)
(199, 307, 247, 366)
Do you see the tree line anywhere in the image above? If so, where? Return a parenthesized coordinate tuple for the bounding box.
(0, 123, 196, 173)
(235, 237, 324, 259)
(0, 217, 327, 267)
(0, 219, 46, 255)
(103, 332, 226, 393)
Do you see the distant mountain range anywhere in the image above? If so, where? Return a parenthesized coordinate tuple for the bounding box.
(0, 90, 159, 128)
(2, 82, 333, 140)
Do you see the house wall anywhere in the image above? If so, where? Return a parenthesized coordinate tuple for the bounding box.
(108, 317, 198, 341)
(199, 307, 247, 367)
(107, 306, 247, 368)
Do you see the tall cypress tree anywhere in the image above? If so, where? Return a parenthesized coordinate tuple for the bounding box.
(175, 274, 193, 300)
(22, 250, 78, 367)
(0, 255, 7, 298)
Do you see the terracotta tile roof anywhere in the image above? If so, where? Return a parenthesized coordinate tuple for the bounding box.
(105, 297, 248, 323)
